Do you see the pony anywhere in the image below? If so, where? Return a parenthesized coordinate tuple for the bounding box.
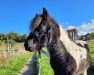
(24, 8, 91, 75)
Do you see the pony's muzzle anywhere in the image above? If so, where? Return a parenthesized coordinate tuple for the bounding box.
(24, 46, 35, 52)
(24, 40, 36, 52)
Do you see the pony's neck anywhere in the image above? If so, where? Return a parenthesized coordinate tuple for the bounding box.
(59, 26, 71, 46)
(48, 26, 71, 54)
(48, 39, 65, 57)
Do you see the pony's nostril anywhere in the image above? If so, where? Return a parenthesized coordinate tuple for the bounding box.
(29, 47, 34, 50)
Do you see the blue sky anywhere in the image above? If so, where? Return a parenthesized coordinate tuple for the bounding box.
(0, 0, 94, 35)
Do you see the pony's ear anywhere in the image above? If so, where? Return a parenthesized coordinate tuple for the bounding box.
(42, 7, 49, 16)
(36, 13, 38, 16)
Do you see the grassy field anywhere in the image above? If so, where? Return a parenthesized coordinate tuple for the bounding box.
(87, 41, 94, 61)
(0, 43, 26, 67)
(0, 42, 34, 75)
(0, 40, 93, 75)
(87, 41, 94, 75)
(0, 52, 33, 75)
(40, 53, 54, 75)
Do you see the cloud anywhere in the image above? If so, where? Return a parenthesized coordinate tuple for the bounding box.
(66, 19, 94, 35)
(67, 25, 76, 29)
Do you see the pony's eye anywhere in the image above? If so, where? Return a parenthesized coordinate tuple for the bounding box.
(43, 16, 47, 20)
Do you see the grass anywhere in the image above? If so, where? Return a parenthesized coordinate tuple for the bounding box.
(87, 41, 94, 62)
(1, 41, 93, 75)
(87, 41, 94, 75)
(33, 52, 54, 75)
(0, 43, 27, 68)
(40, 53, 54, 75)
(0, 52, 33, 75)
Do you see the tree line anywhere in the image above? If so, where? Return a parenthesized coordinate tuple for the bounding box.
(0, 32, 28, 43)
(80, 32, 94, 41)
(0, 31, 94, 43)
(67, 29, 94, 41)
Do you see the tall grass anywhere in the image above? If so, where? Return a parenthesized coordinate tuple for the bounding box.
(0, 53, 33, 75)
(0, 42, 33, 75)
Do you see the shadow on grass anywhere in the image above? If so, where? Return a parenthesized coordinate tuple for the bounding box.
(88, 63, 94, 75)
(88, 69, 94, 75)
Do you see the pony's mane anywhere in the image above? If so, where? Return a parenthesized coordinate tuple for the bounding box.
(30, 14, 60, 33)
(30, 14, 42, 32)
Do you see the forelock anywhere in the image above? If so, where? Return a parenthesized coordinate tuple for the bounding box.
(30, 15, 42, 32)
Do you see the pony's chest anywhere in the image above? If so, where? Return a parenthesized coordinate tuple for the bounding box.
(50, 50, 77, 74)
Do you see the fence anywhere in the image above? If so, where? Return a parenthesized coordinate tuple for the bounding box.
(0, 43, 24, 67)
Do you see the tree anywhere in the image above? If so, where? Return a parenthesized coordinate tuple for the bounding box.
(21, 34, 28, 42)
(67, 28, 78, 41)
(7, 32, 20, 42)
(0, 33, 5, 40)
(85, 33, 94, 40)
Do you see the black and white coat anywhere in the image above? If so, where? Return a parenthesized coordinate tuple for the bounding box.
(48, 26, 91, 75)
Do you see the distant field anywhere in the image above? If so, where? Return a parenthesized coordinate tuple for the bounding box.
(87, 41, 94, 61)
(87, 41, 94, 75)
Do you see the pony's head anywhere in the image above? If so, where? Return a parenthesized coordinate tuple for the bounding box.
(24, 8, 60, 52)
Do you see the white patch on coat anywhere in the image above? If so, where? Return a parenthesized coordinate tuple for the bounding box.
(59, 26, 87, 71)
(83, 70, 87, 75)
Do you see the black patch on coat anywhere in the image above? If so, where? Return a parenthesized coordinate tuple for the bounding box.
(84, 44, 89, 53)
(76, 43, 83, 47)
(48, 40, 77, 75)
(80, 55, 82, 58)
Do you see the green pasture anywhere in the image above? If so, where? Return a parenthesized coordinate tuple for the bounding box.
(87, 41, 94, 61)
(87, 41, 94, 75)
(40, 53, 54, 75)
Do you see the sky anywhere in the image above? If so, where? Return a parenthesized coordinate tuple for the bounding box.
(0, 0, 94, 35)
